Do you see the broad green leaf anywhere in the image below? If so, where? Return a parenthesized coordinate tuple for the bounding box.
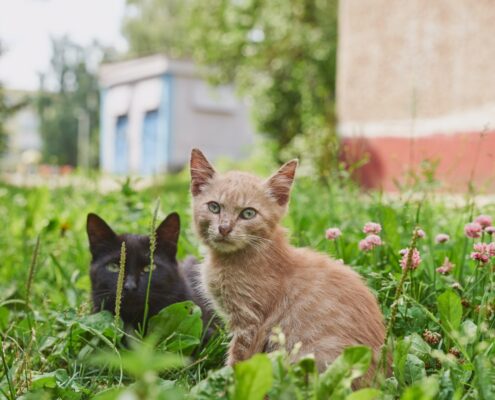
(31, 369, 68, 389)
(77, 310, 114, 328)
(317, 346, 372, 400)
(91, 336, 184, 379)
(407, 333, 431, 362)
(393, 335, 425, 386)
(437, 290, 462, 332)
(438, 369, 455, 400)
(403, 354, 426, 385)
(346, 388, 382, 400)
(0, 306, 9, 332)
(475, 355, 495, 400)
(233, 354, 273, 400)
(92, 387, 125, 400)
(382, 377, 399, 394)
(148, 301, 202, 354)
(191, 366, 234, 400)
(406, 306, 428, 332)
(393, 339, 411, 387)
(63, 311, 121, 358)
(297, 354, 317, 374)
(93, 380, 182, 400)
(21, 388, 83, 400)
(30, 373, 58, 390)
(400, 376, 439, 400)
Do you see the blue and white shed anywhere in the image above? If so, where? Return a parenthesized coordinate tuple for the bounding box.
(98, 55, 254, 175)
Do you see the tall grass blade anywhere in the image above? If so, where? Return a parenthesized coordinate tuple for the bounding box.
(142, 199, 160, 332)
(115, 242, 126, 328)
(25, 235, 41, 308)
(0, 335, 15, 400)
(376, 221, 422, 380)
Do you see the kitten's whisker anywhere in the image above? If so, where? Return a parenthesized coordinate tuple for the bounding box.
(93, 291, 114, 298)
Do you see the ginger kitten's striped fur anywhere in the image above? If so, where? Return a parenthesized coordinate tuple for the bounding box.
(190, 149, 385, 374)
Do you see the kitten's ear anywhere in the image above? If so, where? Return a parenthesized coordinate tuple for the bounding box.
(190, 148, 216, 196)
(155, 212, 180, 259)
(265, 159, 298, 206)
(86, 213, 118, 256)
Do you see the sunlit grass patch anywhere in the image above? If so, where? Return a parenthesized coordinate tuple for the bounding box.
(0, 175, 494, 399)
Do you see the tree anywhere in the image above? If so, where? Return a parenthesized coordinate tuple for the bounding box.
(0, 85, 26, 157)
(188, 0, 339, 177)
(36, 37, 102, 167)
(122, 0, 193, 57)
(123, 0, 339, 178)
(0, 40, 28, 157)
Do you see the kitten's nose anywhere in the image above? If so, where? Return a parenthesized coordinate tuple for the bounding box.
(124, 277, 137, 292)
(218, 223, 233, 237)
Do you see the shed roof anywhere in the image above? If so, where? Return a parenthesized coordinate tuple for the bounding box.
(99, 54, 198, 88)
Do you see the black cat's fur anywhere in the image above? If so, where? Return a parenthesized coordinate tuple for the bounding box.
(86, 212, 215, 333)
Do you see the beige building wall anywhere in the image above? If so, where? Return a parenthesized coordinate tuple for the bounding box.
(338, 0, 495, 131)
(337, 0, 495, 190)
(169, 76, 253, 168)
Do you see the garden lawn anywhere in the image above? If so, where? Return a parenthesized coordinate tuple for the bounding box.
(0, 173, 494, 399)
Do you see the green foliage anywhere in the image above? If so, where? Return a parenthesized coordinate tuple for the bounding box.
(400, 376, 439, 400)
(190, 366, 234, 400)
(393, 338, 411, 388)
(91, 335, 185, 400)
(123, 0, 193, 57)
(394, 335, 430, 389)
(114, 242, 126, 325)
(143, 200, 160, 331)
(123, 0, 339, 177)
(92, 336, 184, 379)
(346, 388, 382, 400)
(0, 40, 28, 158)
(29, 369, 87, 399)
(233, 354, 273, 400)
(437, 290, 462, 333)
(35, 36, 101, 166)
(316, 346, 372, 400)
(0, 86, 28, 157)
(0, 171, 494, 398)
(148, 301, 203, 354)
(474, 355, 495, 400)
(406, 333, 432, 364)
(189, 0, 339, 176)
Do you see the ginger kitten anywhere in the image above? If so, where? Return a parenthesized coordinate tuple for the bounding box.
(190, 148, 385, 374)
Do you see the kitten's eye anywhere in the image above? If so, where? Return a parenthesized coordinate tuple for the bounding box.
(240, 208, 257, 220)
(142, 264, 157, 273)
(207, 201, 221, 214)
(105, 263, 120, 273)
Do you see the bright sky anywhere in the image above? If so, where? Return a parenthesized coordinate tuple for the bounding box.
(0, 0, 128, 91)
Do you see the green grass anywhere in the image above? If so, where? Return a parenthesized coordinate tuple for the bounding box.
(0, 171, 494, 399)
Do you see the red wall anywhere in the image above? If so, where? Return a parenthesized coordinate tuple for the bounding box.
(341, 131, 495, 191)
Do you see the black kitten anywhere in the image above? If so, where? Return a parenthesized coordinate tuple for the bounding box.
(86, 212, 213, 331)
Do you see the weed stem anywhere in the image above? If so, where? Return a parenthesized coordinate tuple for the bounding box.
(115, 242, 127, 328)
